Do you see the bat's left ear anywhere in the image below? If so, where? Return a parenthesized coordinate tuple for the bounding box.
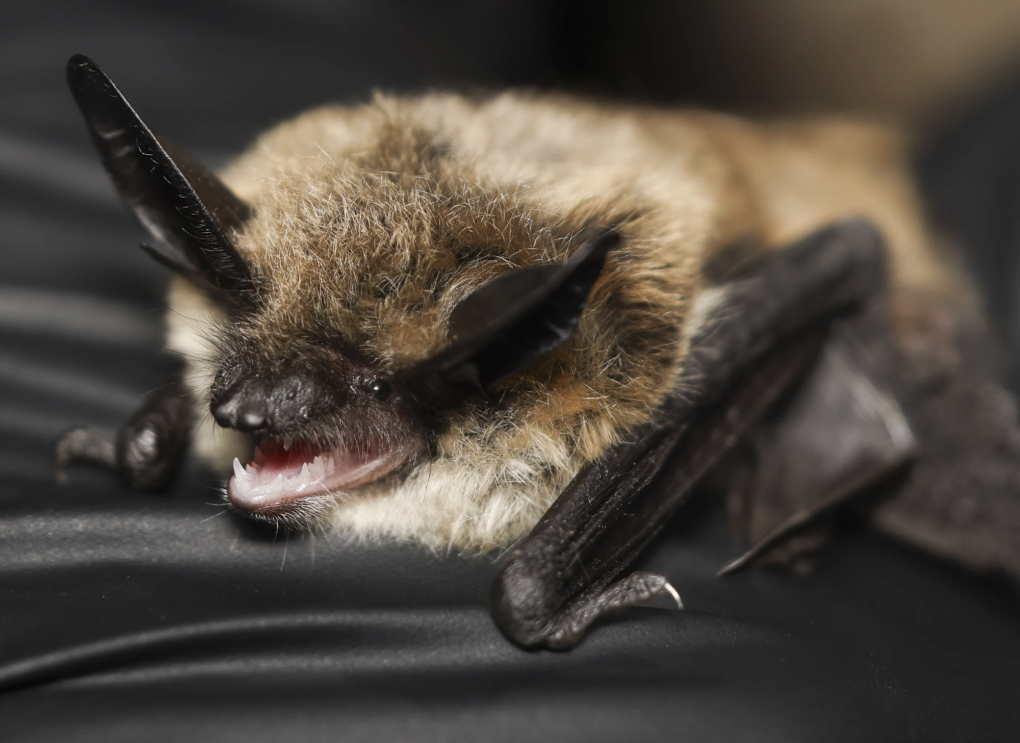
(66, 55, 255, 306)
(399, 228, 619, 414)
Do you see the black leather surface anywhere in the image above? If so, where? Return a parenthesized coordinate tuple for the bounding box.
(1, 3, 1019, 740)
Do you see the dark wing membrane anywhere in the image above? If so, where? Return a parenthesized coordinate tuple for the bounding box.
(723, 268, 1020, 582)
(868, 306, 1020, 581)
(66, 55, 254, 303)
(490, 218, 890, 649)
(718, 309, 916, 576)
(399, 229, 619, 414)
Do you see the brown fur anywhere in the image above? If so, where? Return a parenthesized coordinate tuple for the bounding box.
(166, 91, 973, 551)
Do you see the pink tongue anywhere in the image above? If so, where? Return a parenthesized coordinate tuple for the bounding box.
(253, 440, 375, 480)
(255, 440, 318, 474)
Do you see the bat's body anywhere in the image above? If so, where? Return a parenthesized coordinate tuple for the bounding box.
(170, 94, 962, 548)
(57, 57, 1019, 649)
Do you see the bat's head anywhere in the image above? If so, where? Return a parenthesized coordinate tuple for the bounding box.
(206, 141, 626, 530)
(70, 55, 685, 547)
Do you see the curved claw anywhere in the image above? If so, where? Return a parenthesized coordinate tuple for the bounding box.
(662, 580, 684, 610)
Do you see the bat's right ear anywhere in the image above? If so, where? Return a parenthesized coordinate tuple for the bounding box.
(66, 54, 255, 306)
(400, 228, 619, 415)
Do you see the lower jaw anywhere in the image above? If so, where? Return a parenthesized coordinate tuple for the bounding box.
(226, 440, 406, 517)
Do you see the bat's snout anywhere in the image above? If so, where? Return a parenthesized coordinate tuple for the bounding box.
(209, 360, 342, 438)
(209, 350, 427, 526)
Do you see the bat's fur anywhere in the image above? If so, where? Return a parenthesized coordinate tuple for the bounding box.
(167, 92, 974, 551)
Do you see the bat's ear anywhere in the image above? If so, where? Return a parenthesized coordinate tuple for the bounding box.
(66, 54, 255, 305)
(400, 228, 620, 414)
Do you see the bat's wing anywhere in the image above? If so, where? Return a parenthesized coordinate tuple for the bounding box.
(489, 219, 914, 649)
(717, 308, 916, 576)
(866, 303, 1020, 581)
(723, 288, 1020, 583)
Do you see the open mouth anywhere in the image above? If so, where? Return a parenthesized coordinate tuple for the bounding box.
(227, 437, 406, 515)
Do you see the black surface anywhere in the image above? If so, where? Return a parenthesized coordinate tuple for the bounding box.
(1, 2, 1019, 741)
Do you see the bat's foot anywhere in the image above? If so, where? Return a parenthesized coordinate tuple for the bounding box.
(54, 381, 191, 491)
(491, 569, 680, 650)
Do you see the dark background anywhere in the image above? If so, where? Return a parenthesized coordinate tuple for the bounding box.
(1, 2, 1019, 740)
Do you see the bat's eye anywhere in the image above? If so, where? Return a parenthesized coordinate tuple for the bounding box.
(367, 379, 391, 401)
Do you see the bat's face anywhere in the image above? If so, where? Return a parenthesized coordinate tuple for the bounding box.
(196, 142, 683, 537)
(209, 167, 558, 525)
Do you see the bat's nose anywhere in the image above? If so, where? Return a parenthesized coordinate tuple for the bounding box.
(211, 383, 271, 433)
(209, 365, 343, 435)
(210, 348, 351, 436)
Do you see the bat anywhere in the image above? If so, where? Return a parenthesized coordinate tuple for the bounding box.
(55, 55, 1020, 649)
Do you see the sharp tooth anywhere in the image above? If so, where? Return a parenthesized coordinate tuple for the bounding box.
(283, 437, 293, 451)
(233, 457, 246, 480)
